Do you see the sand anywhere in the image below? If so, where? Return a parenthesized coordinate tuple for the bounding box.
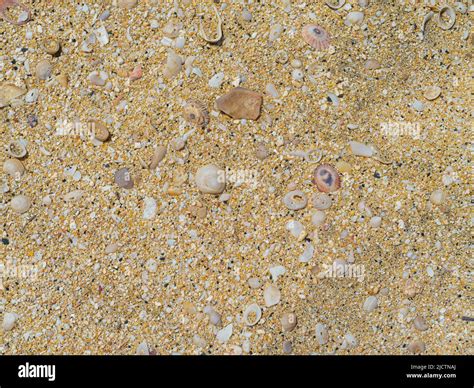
(0, 0, 472, 355)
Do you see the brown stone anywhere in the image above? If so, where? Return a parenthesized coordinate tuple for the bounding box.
(216, 87, 262, 120)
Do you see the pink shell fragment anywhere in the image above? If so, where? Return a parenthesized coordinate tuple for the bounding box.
(302, 25, 331, 50)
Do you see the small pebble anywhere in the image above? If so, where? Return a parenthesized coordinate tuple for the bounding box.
(281, 313, 297, 332)
(2, 312, 17, 331)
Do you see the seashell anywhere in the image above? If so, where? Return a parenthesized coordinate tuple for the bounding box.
(364, 59, 381, 70)
(0, 0, 30, 25)
(117, 0, 138, 9)
(430, 189, 446, 205)
(3, 158, 25, 177)
(311, 210, 326, 226)
(408, 340, 426, 354)
(195, 164, 225, 194)
(359, 0, 369, 7)
(275, 50, 289, 64)
(143, 197, 157, 220)
(286, 220, 305, 239)
(423, 85, 441, 101)
(216, 87, 263, 120)
(198, 4, 223, 44)
(404, 279, 418, 298)
(282, 341, 293, 354)
(114, 168, 134, 190)
(136, 341, 149, 355)
(437, 6, 456, 30)
(349, 141, 374, 157)
(255, 143, 269, 160)
(363, 295, 378, 312)
(283, 190, 308, 211)
(170, 137, 185, 151)
(312, 164, 341, 193)
(88, 71, 108, 86)
(43, 39, 60, 55)
(248, 277, 261, 289)
(264, 284, 281, 307)
(315, 323, 328, 345)
(105, 243, 119, 254)
(422, 11, 434, 39)
(454, 2, 467, 14)
(90, 120, 110, 142)
(325, 0, 345, 10)
(163, 49, 182, 79)
(7, 140, 27, 158)
(269, 265, 286, 282)
(2, 312, 18, 331)
(35, 60, 52, 80)
(281, 313, 297, 332)
(0, 83, 27, 108)
(216, 324, 233, 343)
(129, 65, 142, 81)
(312, 193, 332, 210)
(149, 146, 167, 169)
(302, 25, 331, 50)
(10, 194, 31, 213)
(344, 332, 358, 349)
(345, 11, 364, 26)
(243, 303, 262, 326)
(95, 26, 109, 46)
(183, 100, 209, 127)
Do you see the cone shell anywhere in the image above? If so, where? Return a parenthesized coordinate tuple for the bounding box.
(302, 25, 331, 50)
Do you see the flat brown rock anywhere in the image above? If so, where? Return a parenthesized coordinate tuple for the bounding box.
(216, 87, 262, 120)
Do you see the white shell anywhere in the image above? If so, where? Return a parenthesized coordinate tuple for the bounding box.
(2, 312, 18, 331)
(437, 6, 456, 30)
(216, 324, 233, 343)
(3, 159, 25, 177)
(136, 341, 150, 355)
(163, 50, 183, 79)
(286, 220, 305, 238)
(10, 195, 31, 214)
(283, 190, 308, 210)
(7, 140, 27, 158)
(195, 164, 226, 194)
(299, 242, 314, 263)
(430, 189, 446, 205)
(369, 216, 382, 228)
(281, 312, 297, 332)
(264, 284, 281, 307)
(243, 303, 262, 326)
(424, 86, 441, 101)
(349, 141, 374, 157)
(325, 0, 345, 10)
(143, 197, 158, 220)
(312, 193, 332, 210)
(269, 265, 286, 282)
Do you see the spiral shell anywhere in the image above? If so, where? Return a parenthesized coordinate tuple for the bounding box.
(243, 303, 262, 326)
(312, 164, 341, 193)
(195, 164, 225, 194)
(302, 25, 331, 50)
(183, 100, 209, 127)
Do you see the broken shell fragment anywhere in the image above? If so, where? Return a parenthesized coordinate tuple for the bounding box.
(424, 86, 441, 101)
(216, 87, 263, 120)
(312, 164, 341, 193)
(422, 11, 434, 39)
(149, 146, 167, 170)
(183, 100, 209, 127)
(90, 120, 110, 142)
(437, 6, 456, 30)
(349, 141, 374, 157)
(302, 25, 331, 50)
(35, 60, 52, 80)
(283, 190, 308, 211)
(195, 164, 226, 194)
(243, 303, 262, 326)
(264, 284, 281, 307)
(0, 84, 27, 108)
(199, 4, 223, 44)
(163, 50, 182, 79)
(7, 140, 27, 158)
